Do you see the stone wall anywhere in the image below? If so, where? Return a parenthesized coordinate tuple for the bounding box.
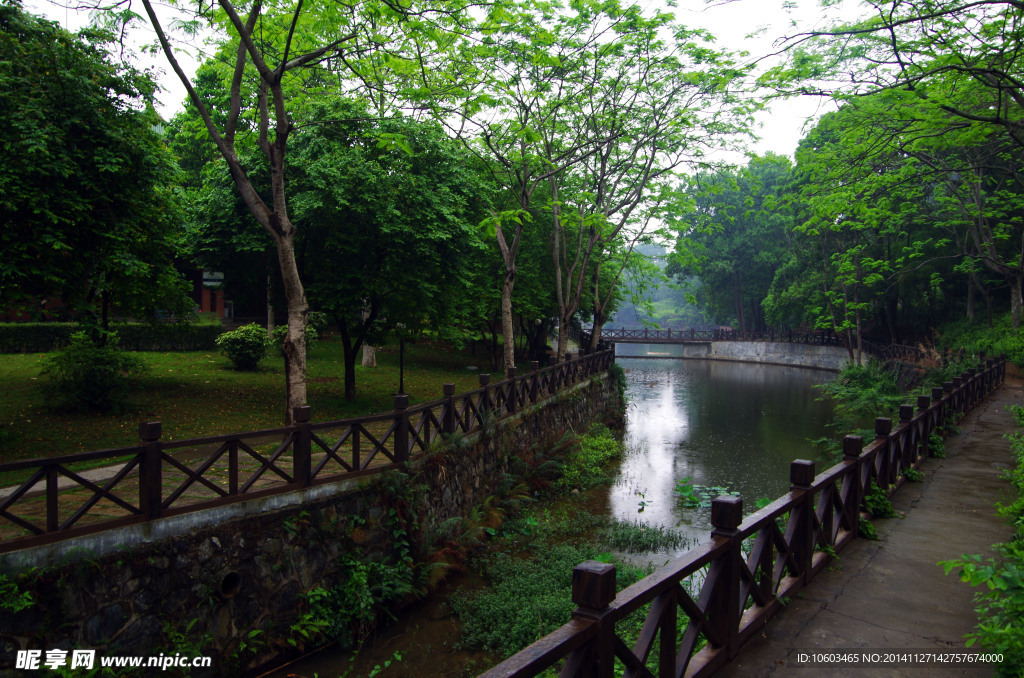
(616, 341, 856, 371)
(706, 341, 856, 370)
(0, 374, 621, 677)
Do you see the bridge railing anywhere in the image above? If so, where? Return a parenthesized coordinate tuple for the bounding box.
(0, 349, 615, 554)
(481, 357, 1005, 678)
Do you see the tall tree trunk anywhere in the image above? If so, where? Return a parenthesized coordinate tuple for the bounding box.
(1010, 273, 1023, 329)
(500, 268, 516, 372)
(276, 234, 308, 423)
(589, 310, 607, 351)
(266, 271, 274, 334)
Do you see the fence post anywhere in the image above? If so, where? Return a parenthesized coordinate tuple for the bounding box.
(571, 560, 617, 678)
(932, 385, 946, 432)
(479, 374, 491, 415)
(139, 421, 162, 521)
(293, 406, 312, 488)
(916, 395, 931, 457)
(505, 366, 517, 414)
(394, 395, 410, 462)
(530, 361, 540, 402)
(789, 460, 815, 583)
(709, 496, 743, 657)
(842, 437, 863, 536)
(899, 405, 915, 469)
(874, 418, 893, 488)
(442, 383, 456, 434)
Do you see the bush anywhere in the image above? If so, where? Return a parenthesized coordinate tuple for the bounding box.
(939, 405, 1024, 676)
(818, 360, 904, 428)
(938, 313, 1024, 367)
(0, 319, 222, 352)
(270, 323, 319, 353)
(553, 425, 623, 492)
(41, 332, 147, 412)
(216, 324, 270, 370)
(450, 544, 646, 657)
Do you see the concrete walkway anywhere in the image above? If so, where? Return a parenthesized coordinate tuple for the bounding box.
(717, 380, 1023, 678)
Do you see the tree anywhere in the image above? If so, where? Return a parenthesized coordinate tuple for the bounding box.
(189, 98, 495, 399)
(290, 103, 494, 399)
(450, 0, 751, 364)
(0, 2, 188, 326)
(108, 0, 479, 421)
(669, 154, 794, 336)
(771, 1, 1024, 148)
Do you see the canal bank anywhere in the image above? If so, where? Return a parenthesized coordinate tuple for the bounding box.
(615, 341, 856, 371)
(266, 358, 841, 677)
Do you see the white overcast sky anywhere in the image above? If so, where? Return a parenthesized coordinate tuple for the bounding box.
(26, 0, 867, 160)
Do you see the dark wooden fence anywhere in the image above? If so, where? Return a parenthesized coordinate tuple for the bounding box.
(481, 357, 1006, 678)
(0, 349, 615, 554)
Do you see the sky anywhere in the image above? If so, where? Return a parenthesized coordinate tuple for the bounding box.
(25, 0, 867, 160)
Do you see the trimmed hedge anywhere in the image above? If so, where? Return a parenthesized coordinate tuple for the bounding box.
(0, 321, 223, 353)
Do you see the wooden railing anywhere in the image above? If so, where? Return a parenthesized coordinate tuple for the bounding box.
(0, 349, 615, 554)
(481, 357, 1006, 678)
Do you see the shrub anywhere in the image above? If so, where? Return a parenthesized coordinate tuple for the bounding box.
(0, 319, 222, 352)
(450, 543, 646, 657)
(818, 360, 904, 428)
(553, 425, 623, 492)
(40, 332, 147, 412)
(938, 313, 1024, 367)
(216, 324, 269, 370)
(270, 323, 319, 353)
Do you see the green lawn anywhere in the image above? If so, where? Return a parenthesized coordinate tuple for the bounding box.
(0, 337, 494, 464)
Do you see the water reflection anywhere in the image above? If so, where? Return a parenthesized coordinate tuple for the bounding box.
(602, 355, 836, 557)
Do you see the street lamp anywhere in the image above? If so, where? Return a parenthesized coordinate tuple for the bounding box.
(396, 323, 406, 396)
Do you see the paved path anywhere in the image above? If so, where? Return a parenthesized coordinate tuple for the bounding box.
(717, 379, 1023, 678)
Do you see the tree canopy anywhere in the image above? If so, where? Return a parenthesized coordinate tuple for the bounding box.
(0, 1, 187, 324)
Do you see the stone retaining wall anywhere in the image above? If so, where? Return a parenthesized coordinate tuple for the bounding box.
(0, 374, 621, 676)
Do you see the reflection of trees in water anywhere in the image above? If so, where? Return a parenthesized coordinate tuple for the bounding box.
(610, 358, 836, 555)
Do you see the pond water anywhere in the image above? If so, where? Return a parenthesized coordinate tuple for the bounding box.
(263, 354, 837, 677)
(590, 351, 837, 561)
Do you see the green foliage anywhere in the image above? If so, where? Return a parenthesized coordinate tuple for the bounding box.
(553, 425, 623, 492)
(1000, 406, 1024, 541)
(668, 154, 795, 332)
(864, 481, 897, 519)
(0, 3, 188, 319)
(215, 323, 269, 371)
(929, 432, 947, 459)
(608, 362, 628, 405)
(450, 543, 647, 658)
(303, 550, 419, 649)
(0, 321, 222, 353)
(40, 331, 147, 412)
(271, 324, 319, 353)
(0, 573, 33, 612)
(818, 361, 904, 429)
(858, 517, 879, 541)
(941, 545, 1024, 676)
(600, 519, 690, 554)
(674, 477, 741, 509)
(902, 467, 925, 482)
(939, 314, 1024, 367)
(939, 407, 1024, 675)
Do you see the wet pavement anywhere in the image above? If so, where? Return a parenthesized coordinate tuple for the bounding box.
(716, 378, 1024, 678)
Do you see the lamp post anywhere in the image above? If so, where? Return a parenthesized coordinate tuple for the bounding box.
(396, 323, 406, 396)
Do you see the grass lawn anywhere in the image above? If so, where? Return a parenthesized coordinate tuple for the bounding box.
(0, 336, 495, 464)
